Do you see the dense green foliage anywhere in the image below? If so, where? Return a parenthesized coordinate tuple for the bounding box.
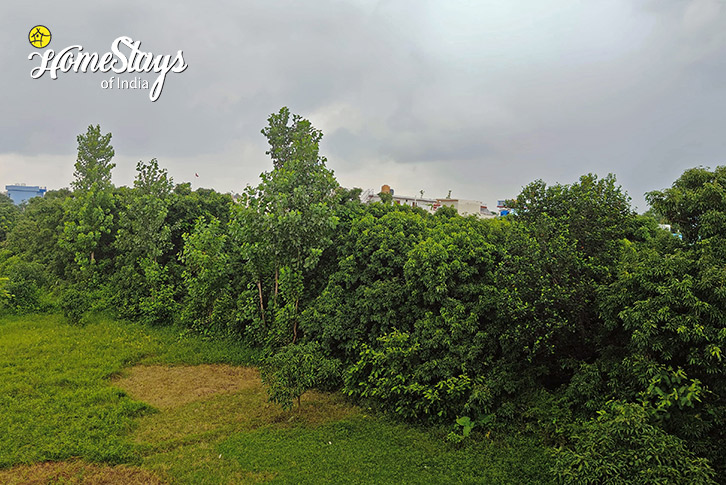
(0, 193, 20, 242)
(553, 401, 716, 484)
(2, 114, 725, 482)
(260, 341, 340, 409)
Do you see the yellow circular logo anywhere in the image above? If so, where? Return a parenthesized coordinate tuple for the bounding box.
(28, 25, 51, 49)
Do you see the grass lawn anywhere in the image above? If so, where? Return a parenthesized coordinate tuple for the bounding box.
(0, 314, 554, 484)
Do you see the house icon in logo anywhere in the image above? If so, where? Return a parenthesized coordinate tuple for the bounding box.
(29, 25, 51, 49)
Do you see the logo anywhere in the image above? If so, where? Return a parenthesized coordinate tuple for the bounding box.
(27, 29, 187, 102)
(29, 25, 51, 49)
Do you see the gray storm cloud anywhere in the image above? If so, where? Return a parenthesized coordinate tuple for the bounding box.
(2, 0, 726, 210)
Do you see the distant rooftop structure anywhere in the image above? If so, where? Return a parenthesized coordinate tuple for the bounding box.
(434, 198, 496, 218)
(361, 185, 497, 218)
(5, 184, 47, 205)
(361, 185, 438, 211)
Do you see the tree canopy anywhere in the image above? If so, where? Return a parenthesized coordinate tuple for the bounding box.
(1, 115, 724, 482)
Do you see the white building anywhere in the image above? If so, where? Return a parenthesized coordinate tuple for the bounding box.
(361, 185, 496, 218)
(433, 198, 496, 218)
(361, 185, 438, 211)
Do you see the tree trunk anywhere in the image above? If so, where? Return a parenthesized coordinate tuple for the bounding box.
(256, 279, 266, 325)
(292, 297, 299, 344)
(273, 266, 279, 304)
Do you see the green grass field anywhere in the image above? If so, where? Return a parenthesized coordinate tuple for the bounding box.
(0, 314, 554, 484)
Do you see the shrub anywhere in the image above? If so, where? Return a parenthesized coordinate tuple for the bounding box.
(552, 401, 716, 484)
(344, 330, 478, 421)
(0, 260, 48, 313)
(0, 277, 10, 308)
(60, 285, 92, 324)
(260, 342, 341, 410)
(137, 258, 178, 326)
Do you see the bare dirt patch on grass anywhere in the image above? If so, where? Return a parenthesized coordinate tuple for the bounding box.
(112, 363, 360, 483)
(0, 461, 166, 485)
(113, 364, 260, 409)
(115, 364, 359, 444)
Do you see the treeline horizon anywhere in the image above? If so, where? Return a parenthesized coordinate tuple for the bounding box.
(1, 108, 725, 484)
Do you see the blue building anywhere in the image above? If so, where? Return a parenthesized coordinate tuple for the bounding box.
(5, 184, 47, 205)
(496, 199, 515, 217)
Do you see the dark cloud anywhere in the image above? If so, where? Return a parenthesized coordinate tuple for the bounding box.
(2, 0, 726, 209)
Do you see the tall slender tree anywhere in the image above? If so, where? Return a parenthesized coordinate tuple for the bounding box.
(261, 107, 324, 170)
(116, 158, 173, 263)
(232, 107, 338, 344)
(71, 125, 115, 192)
(62, 125, 116, 274)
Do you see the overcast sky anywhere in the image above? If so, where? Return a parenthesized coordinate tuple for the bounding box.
(3, 0, 726, 210)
